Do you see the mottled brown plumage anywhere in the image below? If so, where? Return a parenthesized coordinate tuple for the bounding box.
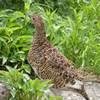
(28, 14, 90, 100)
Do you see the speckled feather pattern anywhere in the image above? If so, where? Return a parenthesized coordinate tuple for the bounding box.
(27, 14, 89, 100)
(28, 39, 82, 88)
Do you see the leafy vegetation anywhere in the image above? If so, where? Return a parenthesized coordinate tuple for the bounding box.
(0, 0, 100, 99)
(0, 65, 62, 100)
(0, 0, 100, 74)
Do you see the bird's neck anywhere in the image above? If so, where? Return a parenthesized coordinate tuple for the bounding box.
(32, 27, 47, 49)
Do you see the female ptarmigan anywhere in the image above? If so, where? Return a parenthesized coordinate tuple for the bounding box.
(27, 14, 90, 100)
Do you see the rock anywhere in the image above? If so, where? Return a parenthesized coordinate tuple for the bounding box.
(0, 82, 11, 100)
(88, 82, 93, 85)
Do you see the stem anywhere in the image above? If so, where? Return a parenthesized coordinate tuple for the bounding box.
(25, 93, 27, 100)
(3, 41, 6, 55)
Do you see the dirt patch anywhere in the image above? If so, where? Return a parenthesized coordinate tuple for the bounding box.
(81, 71, 100, 82)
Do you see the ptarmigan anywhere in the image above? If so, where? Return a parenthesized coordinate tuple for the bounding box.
(27, 14, 90, 100)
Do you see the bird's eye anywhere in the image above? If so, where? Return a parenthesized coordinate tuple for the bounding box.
(33, 18, 35, 20)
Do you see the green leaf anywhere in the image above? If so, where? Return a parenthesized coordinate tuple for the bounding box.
(97, 21, 100, 28)
(0, 70, 9, 76)
(51, 38, 60, 45)
(8, 23, 22, 28)
(43, 84, 53, 92)
(65, 17, 75, 30)
(2, 56, 8, 65)
(23, 74, 30, 81)
(0, 37, 6, 42)
(78, 21, 88, 29)
(0, 9, 12, 15)
(19, 54, 25, 61)
(9, 59, 17, 63)
(18, 78, 25, 89)
(77, 14, 82, 23)
(65, 17, 75, 25)
(6, 66, 17, 79)
(11, 27, 21, 31)
(53, 25, 61, 32)
(24, 0, 32, 14)
(50, 10, 56, 21)
(10, 89, 16, 98)
(14, 11, 25, 19)
(17, 51, 25, 54)
(23, 64, 31, 74)
(75, 49, 79, 54)
(10, 17, 17, 23)
(33, 78, 41, 89)
(10, 11, 25, 23)
(40, 80, 52, 89)
(49, 96, 63, 100)
(11, 36, 24, 46)
(91, 3, 96, 12)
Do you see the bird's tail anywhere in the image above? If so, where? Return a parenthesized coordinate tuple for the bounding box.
(76, 85, 90, 100)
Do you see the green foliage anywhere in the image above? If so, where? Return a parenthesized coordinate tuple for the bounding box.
(0, 0, 32, 67)
(0, 65, 62, 100)
(0, 0, 100, 74)
(0, 0, 12, 8)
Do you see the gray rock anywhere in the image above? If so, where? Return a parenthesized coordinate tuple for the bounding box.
(0, 82, 11, 100)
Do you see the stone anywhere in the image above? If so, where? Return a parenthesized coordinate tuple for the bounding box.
(0, 82, 11, 100)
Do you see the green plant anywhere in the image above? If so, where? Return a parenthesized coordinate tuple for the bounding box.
(0, 0, 12, 8)
(0, 65, 63, 100)
(0, 0, 32, 67)
(42, 1, 100, 74)
(0, 0, 100, 75)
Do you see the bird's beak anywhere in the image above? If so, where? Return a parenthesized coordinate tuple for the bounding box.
(28, 15, 31, 18)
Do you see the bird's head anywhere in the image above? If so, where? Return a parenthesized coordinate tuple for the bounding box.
(28, 14, 44, 29)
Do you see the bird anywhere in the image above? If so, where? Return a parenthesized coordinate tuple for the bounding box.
(27, 14, 90, 100)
